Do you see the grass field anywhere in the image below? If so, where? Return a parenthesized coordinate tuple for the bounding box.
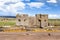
(0, 19, 60, 27)
(48, 19, 60, 26)
(0, 21, 16, 26)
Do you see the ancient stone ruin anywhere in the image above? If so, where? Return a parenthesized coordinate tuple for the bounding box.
(16, 14, 48, 28)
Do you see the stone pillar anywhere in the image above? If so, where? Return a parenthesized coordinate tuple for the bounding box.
(16, 14, 29, 27)
(35, 14, 48, 28)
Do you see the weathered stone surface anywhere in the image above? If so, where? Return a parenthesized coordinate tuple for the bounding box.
(16, 14, 48, 28)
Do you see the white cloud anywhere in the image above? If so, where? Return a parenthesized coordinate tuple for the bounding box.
(27, 2, 44, 8)
(47, 0, 57, 3)
(0, 7, 7, 12)
(0, 0, 25, 15)
(6, 2, 25, 13)
(0, 0, 22, 3)
(48, 14, 60, 19)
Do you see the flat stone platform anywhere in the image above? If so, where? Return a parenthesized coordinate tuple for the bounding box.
(0, 32, 60, 40)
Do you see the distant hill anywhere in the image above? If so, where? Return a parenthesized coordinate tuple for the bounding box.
(0, 16, 16, 18)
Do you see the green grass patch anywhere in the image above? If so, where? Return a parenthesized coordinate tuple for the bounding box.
(0, 21, 16, 26)
(48, 19, 60, 26)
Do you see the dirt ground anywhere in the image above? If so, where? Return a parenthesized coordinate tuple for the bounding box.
(0, 32, 60, 40)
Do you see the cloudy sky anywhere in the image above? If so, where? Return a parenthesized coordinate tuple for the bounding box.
(0, 0, 60, 19)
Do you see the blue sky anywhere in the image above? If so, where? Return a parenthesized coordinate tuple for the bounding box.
(0, 0, 60, 19)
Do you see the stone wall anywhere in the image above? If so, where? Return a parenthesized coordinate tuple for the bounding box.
(16, 14, 48, 28)
(36, 14, 48, 28)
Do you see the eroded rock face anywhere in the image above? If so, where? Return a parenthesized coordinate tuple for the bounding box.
(16, 14, 48, 28)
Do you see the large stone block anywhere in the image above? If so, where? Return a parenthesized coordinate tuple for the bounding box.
(16, 14, 48, 28)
